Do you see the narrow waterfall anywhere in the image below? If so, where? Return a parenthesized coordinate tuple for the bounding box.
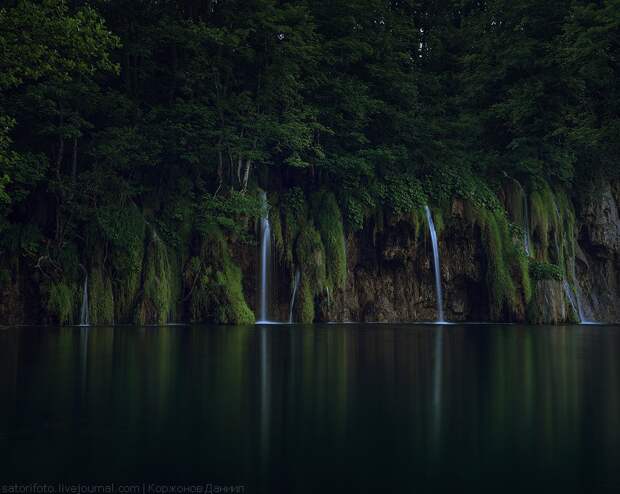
(79, 274, 90, 326)
(424, 206, 445, 323)
(573, 281, 594, 324)
(563, 280, 580, 321)
(568, 244, 595, 324)
(258, 192, 272, 323)
(288, 270, 301, 323)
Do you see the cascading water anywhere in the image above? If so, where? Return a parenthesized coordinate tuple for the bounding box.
(288, 270, 301, 323)
(567, 235, 595, 324)
(258, 192, 273, 323)
(425, 206, 445, 323)
(572, 277, 594, 324)
(79, 274, 90, 326)
(563, 280, 580, 321)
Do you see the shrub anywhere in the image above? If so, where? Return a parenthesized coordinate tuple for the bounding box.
(529, 260, 563, 281)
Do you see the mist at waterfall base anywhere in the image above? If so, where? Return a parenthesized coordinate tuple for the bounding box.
(2, 324, 619, 493)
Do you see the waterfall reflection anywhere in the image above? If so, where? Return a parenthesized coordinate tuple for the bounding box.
(1, 324, 619, 491)
(431, 327, 443, 458)
(79, 326, 89, 397)
(259, 326, 271, 478)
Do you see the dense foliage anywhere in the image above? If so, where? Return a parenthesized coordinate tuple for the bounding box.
(0, 0, 618, 322)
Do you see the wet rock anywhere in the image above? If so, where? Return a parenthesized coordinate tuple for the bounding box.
(576, 179, 620, 322)
(529, 280, 569, 324)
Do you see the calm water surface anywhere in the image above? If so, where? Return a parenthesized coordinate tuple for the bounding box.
(1, 324, 619, 493)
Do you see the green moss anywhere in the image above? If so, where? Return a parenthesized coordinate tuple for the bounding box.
(136, 230, 173, 325)
(296, 225, 326, 291)
(281, 187, 308, 269)
(432, 207, 445, 236)
(58, 242, 81, 281)
(110, 205, 146, 321)
(47, 282, 76, 325)
(213, 262, 255, 324)
(298, 280, 315, 323)
(517, 251, 533, 304)
(410, 207, 426, 240)
(529, 260, 563, 281)
(294, 225, 326, 323)
(269, 197, 284, 260)
(529, 182, 561, 262)
(185, 257, 208, 321)
(554, 189, 579, 278)
(312, 190, 347, 290)
(89, 267, 115, 324)
(481, 209, 516, 318)
(167, 248, 183, 322)
(186, 224, 254, 324)
(472, 206, 532, 318)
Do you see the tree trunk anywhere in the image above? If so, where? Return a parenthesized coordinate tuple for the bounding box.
(242, 159, 252, 192)
(237, 156, 243, 186)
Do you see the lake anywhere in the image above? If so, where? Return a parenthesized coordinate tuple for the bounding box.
(1, 323, 619, 493)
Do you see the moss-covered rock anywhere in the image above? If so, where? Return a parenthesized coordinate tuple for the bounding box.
(110, 204, 146, 322)
(529, 260, 563, 281)
(184, 224, 254, 324)
(471, 206, 531, 320)
(88, 266, 115, 325)
(312, 190, 347, 290)
(136, 229, 174, 325)
(47, 281, 77, 325)
(294, 225, 326, 323)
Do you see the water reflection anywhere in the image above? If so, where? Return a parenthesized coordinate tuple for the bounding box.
(259, 327, 270, 483)
(431, 326, 443, 459)
(0, 324, 619, 492)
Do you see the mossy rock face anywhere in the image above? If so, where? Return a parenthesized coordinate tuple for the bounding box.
(471, 206, 530, 320)
(136, 230, 174, 325)
(529, 182, 564, 263)
(184, 225, 254, 324)
(527, 279, 571, 324)
(281, 187, 308, 269)
(298, 280, 315, 323)
(312, 190, 347, 290)
(292, 225, 327, 323)
(88, 267, 115, 325)
(47, 281, 77, 325)
(212, 265, 255, 324)
(110, 205, 146, 322)
(529, 259, 563, 281)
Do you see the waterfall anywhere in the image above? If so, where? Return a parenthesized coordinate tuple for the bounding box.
(567, 239, 595, 324)
(258, 192, 272, 323)
(79, 273, 90, 326)
(563, 280, 580, 321)
(288, 270, 301, 323)
(424, 206, 445, 323)
(565, 277, 595, 324)
(572, 278, 593, 324)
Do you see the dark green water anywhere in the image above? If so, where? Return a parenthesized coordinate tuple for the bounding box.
(1, 323, 619, 493)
